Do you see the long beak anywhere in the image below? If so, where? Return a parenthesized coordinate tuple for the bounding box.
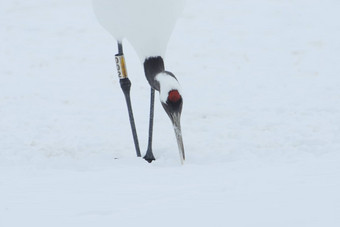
(170, 112, 185, 164)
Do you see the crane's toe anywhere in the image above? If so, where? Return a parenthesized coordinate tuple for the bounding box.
(143, 152, 155, 163)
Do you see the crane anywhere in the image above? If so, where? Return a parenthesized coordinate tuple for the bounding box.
(92, 0, 186, 163)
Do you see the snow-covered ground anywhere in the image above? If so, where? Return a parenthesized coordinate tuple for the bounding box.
(1, 0, 340, 226)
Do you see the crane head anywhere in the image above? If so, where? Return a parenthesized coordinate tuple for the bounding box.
(156, 72, 185, 164)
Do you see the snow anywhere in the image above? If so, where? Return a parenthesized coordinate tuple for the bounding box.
(92, 0, 185, 59)
(1, 0, 340, 226)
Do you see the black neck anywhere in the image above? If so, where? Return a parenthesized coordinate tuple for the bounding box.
(144, 56, 165, 91)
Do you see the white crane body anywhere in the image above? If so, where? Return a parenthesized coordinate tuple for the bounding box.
(92, 0, 185, 60)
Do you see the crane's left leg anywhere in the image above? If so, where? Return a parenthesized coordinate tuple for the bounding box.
(143, 88, 156, 162)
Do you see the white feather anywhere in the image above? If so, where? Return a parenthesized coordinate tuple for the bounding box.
(92, 0, 186, 60)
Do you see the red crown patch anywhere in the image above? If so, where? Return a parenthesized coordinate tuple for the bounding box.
(168, 90, 181, 102)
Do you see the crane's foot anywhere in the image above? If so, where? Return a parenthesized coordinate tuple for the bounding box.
(143, 149, 155, 163)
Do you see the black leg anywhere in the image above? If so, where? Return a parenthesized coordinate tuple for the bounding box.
(143, 88, 156, 162)
(120, 78, 141, 157)
(115, 41, 141, 157)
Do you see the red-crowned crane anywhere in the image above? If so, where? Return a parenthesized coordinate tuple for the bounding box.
(92, 0, 186, 164)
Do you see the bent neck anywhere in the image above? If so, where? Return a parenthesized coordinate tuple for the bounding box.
(143, 56, 165, 91)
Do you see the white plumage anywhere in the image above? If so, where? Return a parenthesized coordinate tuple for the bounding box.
(92, 0, 185, 60)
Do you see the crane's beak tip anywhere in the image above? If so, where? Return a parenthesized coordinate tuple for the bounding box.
(170, 113, 185, 165)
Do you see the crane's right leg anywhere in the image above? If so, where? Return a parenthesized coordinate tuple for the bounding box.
(116, 42, 141, 157)
(143, 88, 156, 162)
